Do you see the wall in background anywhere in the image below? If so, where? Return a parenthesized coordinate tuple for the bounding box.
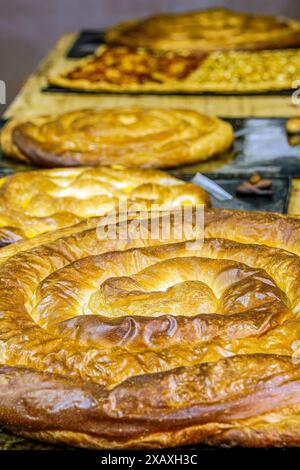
(0, 0, 299, 108)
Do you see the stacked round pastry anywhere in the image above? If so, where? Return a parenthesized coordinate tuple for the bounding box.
(0, 107, 233, 168)
(0, 208, 300, 448)
(105, 8, 300, 53)
(0, 166, 209, 245)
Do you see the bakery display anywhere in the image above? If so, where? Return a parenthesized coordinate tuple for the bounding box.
(0, 208, 300, 448)
(3, 4, 300, 452)
(1, 108, 233, 167)
(105, 8, 300, 53)
(49, 46, 300, 93)
(0, 166, 209, 245)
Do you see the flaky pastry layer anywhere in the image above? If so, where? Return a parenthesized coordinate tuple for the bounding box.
(0, 209, 300, 448)
(0, 166, 209, 245)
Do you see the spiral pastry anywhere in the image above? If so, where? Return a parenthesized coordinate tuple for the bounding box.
(0, 166, 209, 245)
(1, 208, 300, 448)
(1, 108, 233, 168)
(105, 8, 300, 53)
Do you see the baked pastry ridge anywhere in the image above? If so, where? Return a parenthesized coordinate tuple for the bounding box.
(0, 166, 209, 245)
(1, 209, 300, 448)
(105, 8, 300, 52)
(1, 108, 233, 168)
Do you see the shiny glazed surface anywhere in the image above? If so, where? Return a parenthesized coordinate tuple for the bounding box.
(0, 166, 209, 245)
(1, 108, 233, 168)
(1, 209, 300, 448)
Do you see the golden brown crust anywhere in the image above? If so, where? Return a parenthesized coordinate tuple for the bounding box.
(49, 46, 300, 93)
(0, 166, 209, 245)
(49, 46, 206, 92)
(1, 209, 300, 448)
(3, 107, 233, 168)
(105, 8, 300, 53)
(53, 46, 205, 89)
(5, 356, 300, 449)
(286, 118, 300, 134)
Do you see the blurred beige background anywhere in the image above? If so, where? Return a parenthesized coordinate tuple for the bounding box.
(0, 0, 300, 109)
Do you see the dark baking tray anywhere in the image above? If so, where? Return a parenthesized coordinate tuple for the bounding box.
(53, 29, 294, 96)
(67, 29, 106, 58)
(43, 85, 292, 97)
(171, 117, 300, 178)
(181, 172, 291, 213)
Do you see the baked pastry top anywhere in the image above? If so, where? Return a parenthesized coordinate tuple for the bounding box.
(58, 46, 204, 86)
(1, 208, 300, 449)
(105, 8, 300, 53)
(49, 45, 300, 93)
(1, 107, 233, 167)
(0, 166, 209, 245)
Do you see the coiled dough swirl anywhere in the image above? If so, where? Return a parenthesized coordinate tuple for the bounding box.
(1, 107, 233, 168)
(1, 209, 300, 448)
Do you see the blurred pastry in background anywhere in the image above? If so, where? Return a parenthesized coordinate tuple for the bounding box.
(105, 8, 300, 53)
(49, 46, 300, 94)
